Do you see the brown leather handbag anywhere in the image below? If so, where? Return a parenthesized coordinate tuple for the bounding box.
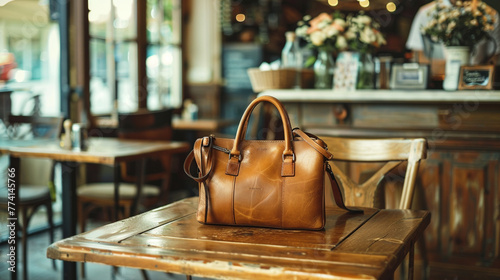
(184, 96, 360, 230)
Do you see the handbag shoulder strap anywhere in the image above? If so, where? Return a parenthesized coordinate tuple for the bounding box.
(183, 136, 214, 223)
(326, 162, 363, 213)
(183, 136, 215, 183)
(293, 128, 333, 160)
(293, 128, 362, 213)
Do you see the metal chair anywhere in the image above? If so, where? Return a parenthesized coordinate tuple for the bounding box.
(0, 114, 63, 280)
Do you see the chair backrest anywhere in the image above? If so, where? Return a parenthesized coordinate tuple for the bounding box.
(7, 114, 63, 186)
(117, 109, 173, 183)
(8, 115, 63, 140)
(321, 137, 427, 209)
(118, 109, 173, 141)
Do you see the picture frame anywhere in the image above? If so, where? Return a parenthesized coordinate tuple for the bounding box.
(458, 65, 495, 90)
(389, 63, 429, 90)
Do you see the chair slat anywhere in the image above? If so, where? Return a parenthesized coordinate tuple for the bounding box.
(321, 137, 427, 209)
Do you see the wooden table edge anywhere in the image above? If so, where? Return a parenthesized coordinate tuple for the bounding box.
(46, 198, 430, 280)
(47, 241, 385, 280)
(8, 141, 190, 165)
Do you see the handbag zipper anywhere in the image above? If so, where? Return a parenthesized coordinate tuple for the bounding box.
(213, 145, 230, 154)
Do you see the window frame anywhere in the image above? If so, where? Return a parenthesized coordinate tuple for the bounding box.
(75, 0, 183, 126)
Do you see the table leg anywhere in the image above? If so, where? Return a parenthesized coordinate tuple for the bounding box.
(9, 156, 19, 280)
(60, 161, 77, 279)
(409, 242, 415, 280)
(130, 159, 145, 216)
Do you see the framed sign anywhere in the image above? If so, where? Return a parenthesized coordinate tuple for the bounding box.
(389, 63, 429, 90)
(458, 65, 495, 90)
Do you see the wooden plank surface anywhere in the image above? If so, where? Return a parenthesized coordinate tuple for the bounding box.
(0, 138, 55, 153)
(131, 207, 377, 250)
(47, 197, 430, 280)
(8, 138, 189, 164)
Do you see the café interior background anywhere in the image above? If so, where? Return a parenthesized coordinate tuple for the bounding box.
(2, 1, 500, 279)
(2, 0, 498, 125)
(0, 0, 499, 231)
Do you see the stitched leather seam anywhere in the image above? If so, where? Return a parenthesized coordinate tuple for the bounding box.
(322, 163, 326, 228)
(237, 140, 296, 143)
(232, 175, 236, 225)
(281, 176, 285, 228)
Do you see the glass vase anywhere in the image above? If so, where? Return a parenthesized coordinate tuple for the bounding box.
(356, 52, 375, 89)
(313, 49, 335, 89)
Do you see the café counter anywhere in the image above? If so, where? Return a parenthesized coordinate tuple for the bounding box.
(259, 89, 500, 280)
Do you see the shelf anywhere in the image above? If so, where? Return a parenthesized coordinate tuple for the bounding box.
(259, 89, 500, 104)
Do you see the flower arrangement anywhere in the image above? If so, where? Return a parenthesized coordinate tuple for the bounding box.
(295, 12, 386, 89)
(295, 12, 386, 54)
(295, 12, 347, 53)
(344, 13, 387, 53)
(421, 0, 497, 47)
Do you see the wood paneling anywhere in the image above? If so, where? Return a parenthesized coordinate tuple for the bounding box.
(419, 153, 442, 251)
(421, 151, 500, 264)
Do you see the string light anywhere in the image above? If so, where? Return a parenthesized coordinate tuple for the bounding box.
(235, 13, 245, 22)
(359, 0, 370, 8)
(387, 2, 396, 12)
(328, 0, 339, 6)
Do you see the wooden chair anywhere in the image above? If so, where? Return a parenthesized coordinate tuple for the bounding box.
(77, 109, 174, 278)
(321, 137, 427, 209)
(319, 136, 428, 280)
(77, 109, 174, 229)
(0, 114, 63, 280)
(6, 114, 62, 140)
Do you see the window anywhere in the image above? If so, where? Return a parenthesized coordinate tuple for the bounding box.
(146, 0, 183, 110)
(87, 0, 182, 116)
(0, 1, 60, 117)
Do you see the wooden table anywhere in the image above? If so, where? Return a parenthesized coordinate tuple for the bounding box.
(94, 117, 234, 132)
(6, 137, 189, 280)
(172, 118, 234, 131)
(47, 197, 430, 280)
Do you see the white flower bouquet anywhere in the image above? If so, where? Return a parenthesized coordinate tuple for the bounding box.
(344, 13, 387, 53)
(422, 0, 496, 46)
(295, 12, 348, 53)
(295, 12, 386, 55)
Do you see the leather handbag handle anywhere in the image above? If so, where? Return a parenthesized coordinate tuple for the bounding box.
(231, 96, 294, 157)
(226, 96, 295, 177)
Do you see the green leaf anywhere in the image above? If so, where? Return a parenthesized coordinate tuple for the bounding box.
(305, 56, 316, 68)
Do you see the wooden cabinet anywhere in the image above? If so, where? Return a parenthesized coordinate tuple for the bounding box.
(420, 149, 500, 279)
(259, 89, 500, 280)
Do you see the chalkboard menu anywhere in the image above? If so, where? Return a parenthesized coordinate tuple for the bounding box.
(222, 43, 263, 92)
(459, 65, 495, 90)
(220, 43, 263, 135)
